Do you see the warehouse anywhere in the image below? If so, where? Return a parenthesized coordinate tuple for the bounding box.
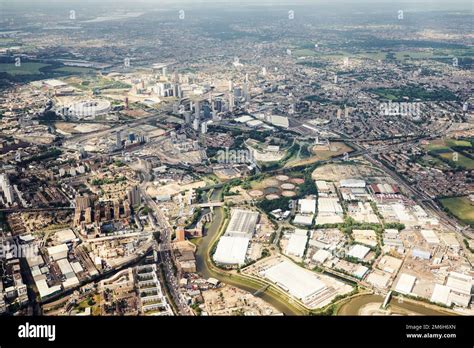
(430, 284, 452, 306)
(285, 232, 308, 258)
(298, 199, 316, 214)
(225, 209, 259, 238)
(340, 179, 365, 188)
(317, 198, 343, 214)
(261, 260, 326, 304)
(412, 248, 431, 260)
(430, 272, 473, 308)
(293, 214, 314, 226)
(36, 278, 62, 299)
(315, 214, 343, 225)
(347, 244, 370, 260)
(57, 258, 80, 288)
(445, 272, 472, 307)
(213, 236, 250, 266)
(312, 249, 332, 264)
(268, 115, 289, 128)
(55, 228, 77, 244)
(420, 229, 440, 244)
(47, 244, 69, 261)
(394, 273, 417, 295)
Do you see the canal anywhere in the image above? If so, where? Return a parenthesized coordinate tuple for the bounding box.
(195, 188, 302, 315)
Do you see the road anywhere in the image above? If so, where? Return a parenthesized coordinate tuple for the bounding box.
(139, 183, 193, 315)
(339, 131, 474, 240)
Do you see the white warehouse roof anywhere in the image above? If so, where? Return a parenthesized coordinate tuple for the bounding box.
(286, 233, 308, 258)
(420, 230, 440, 244)
(293, 214, 314, 226)
(213, 236, 250, 266)
(340, 179, 366, 188)
(394, 273, 417, 295)
(317, 198, 343, 214)
(299, 199, 316, 214)
(225, 209, 259, 238)
(430, 284, 452, 306)
(261, 260, 326, 303)
(47, 244, 68, 260)
(312, 249, 332, 264)
(347, 244, 370, 260)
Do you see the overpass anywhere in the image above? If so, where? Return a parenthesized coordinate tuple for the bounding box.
(196, 202, 224, 208)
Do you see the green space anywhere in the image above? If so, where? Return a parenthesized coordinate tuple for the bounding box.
(438, 152, 474, 170)
(440, 196, 474, 227)
(424, 138, 474, 170)
(0, 62, 50, 76)
(446, 139, 472, 148)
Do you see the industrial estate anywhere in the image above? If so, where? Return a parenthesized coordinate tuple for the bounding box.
(0, 0, 473, 319)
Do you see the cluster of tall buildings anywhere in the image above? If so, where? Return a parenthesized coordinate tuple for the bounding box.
(73, 187, 141, 235)
(0, 173, 14, 205)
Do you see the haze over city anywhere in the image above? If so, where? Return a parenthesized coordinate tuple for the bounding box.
(0, 1, 472, 343)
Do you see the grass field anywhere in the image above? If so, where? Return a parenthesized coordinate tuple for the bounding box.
(0, 62, 50, 76)
(446, 139, 472, 148)
(438, 152, 474, 170)
(424, 138, 474, 169)
(284, 142, 352, 168)
(440, 196, 474, 227)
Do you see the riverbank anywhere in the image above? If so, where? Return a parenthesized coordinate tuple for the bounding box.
(195, 188, 308, 315)
(337, 293, 456, 316)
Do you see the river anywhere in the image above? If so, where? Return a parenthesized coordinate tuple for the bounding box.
(337, 294, 454, 316)
(195, 189, 451, 316)
(195, 188, 302, 315)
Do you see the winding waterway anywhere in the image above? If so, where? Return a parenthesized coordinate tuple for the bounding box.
(195, 188, 451, 316)
(195, 188, 301, 315)
(337, 294, 453, 316)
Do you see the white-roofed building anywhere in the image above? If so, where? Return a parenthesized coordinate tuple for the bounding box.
(420, 229, 440, 244)
(317, 198, 343, 214)
(347, 244, 370, 260)
(56, 228, 77, 244)
(235, 115, 254, 123)
(315, 214, 343, 225)
(213, 236, 250, 266)
(293, 214, 313, 226)
(57, 259, 75, 279)
(247, 119, 263, 127)
(36, 278, 62, 299)
(261, 260, 326, 304)
(43, 79, 67, 88)
(315, 181, 330, 193)
(47, 244, 69, 261)
(340, 179, 365, 188)
(299, 199, 316, 214)
(394, 273, 417, 295)
(268, 115, 289, 128)
(445, 272, 472, 307)
(353, 265, 369, 279)
(225, 209, 259, 239)
(285, 233, 308, 258)
(312, 249, 332, 264)
(430, 284, 452, 306)
(71, 261, 83, 274)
